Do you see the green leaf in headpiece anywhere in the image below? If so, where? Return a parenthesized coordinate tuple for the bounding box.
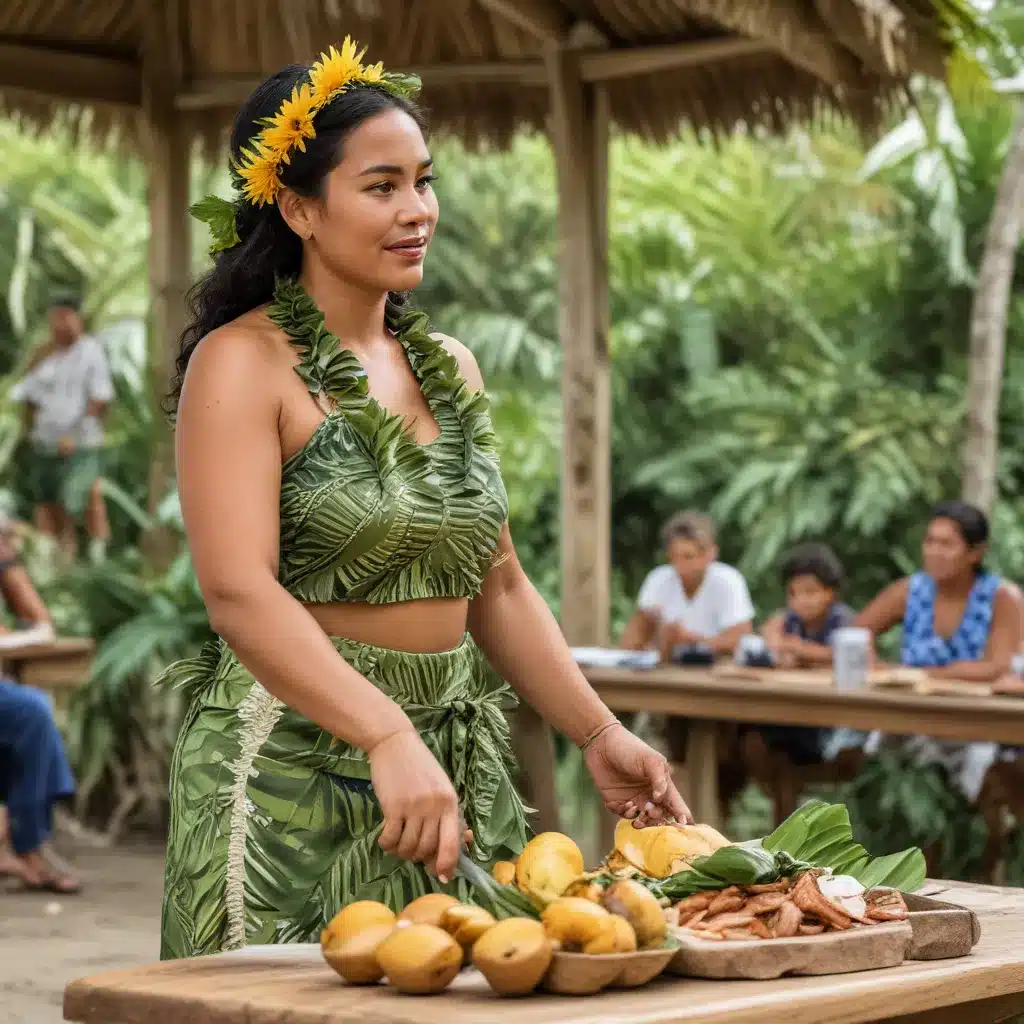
(190, 194, 241, 253)
(380, 72, 422, 101)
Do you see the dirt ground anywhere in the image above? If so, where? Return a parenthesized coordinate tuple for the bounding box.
(1, 840, 165, 1024)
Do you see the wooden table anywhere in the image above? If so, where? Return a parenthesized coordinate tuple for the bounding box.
(2, 636, 95, 688)
(63, 881, 1024, 1024)
(580, 665, 1024, 828)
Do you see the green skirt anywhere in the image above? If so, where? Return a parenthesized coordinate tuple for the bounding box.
(158, 634, 530, 960)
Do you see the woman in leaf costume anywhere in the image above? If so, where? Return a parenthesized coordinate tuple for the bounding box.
(160, 40, 690, 959)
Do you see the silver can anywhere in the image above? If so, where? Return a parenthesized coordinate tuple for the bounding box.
(736, 633, 768, 665)
(832, 627, 871, 690)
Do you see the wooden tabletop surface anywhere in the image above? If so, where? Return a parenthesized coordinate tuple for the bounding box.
(0, 636, 94, 661)
(64, 881, 1024, 1024)
(582, 665, 1024, 745)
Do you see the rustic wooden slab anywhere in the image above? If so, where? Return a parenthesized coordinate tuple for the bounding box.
(63, 882, 1024, 1024)
(668, 920, 913, 981)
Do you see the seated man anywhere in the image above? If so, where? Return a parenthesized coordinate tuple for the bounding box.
(0, 523, 79, 892)
(621, 511, 754, 659)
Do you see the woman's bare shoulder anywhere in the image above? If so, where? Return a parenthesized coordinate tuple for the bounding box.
(430, 332, 484, 391)
(181, 307, 293, 407)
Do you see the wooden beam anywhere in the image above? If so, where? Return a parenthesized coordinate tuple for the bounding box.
(176, 60, 548, 109)
(547, 47, 611, 649)
(475, 0, 569, 43)
(176, 37, 768, 110)
(579, 36, 770, 82)
(0, 40, 140, 107)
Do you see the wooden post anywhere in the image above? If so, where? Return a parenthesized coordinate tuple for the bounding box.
(141, 111, 191, 561)
(547, 49, 612, 649)
(140, 0, 191, 561)
(146, 114, 191, 408)
(509, 49, 611, 838)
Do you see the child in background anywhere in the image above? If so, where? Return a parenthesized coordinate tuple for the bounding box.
(747, 543, 855, 770)
(762, 542, 854, 669)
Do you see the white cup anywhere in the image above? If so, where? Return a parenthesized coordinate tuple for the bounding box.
(832, 627, 871, 690)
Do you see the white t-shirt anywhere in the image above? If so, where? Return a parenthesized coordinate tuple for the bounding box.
(10, 336, 114, 451)
(636, 561, 755, 639)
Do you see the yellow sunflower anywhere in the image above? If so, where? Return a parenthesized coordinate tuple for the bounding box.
(309, 36, 367, 107)
(237, 144, 283, 206)
(358, 61, 384, 85)
(260, 84, 317, 160)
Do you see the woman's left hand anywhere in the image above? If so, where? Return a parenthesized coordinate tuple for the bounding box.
(583, 723, 693, 826)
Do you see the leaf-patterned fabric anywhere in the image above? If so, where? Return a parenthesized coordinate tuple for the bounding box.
(272, 278, 509, 604)
(159, 280, 528, 959)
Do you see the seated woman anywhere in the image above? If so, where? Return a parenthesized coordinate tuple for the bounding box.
(0, 523, 79, 893)
(856, 500, 1019, 682)
(620, 511, 754, 660)
(752, 543, 854, 767)
(852, 500, 1020, 804)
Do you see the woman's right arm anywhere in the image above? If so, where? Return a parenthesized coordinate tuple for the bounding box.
(854, 578, 909, 638)
(177, 328, 464, 879)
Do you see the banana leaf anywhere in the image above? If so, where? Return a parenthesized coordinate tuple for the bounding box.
(761, 800, 926, 891)
(650, 846, 811, 901)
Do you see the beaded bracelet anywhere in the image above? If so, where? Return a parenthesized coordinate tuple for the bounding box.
(580, 719, 620, 752)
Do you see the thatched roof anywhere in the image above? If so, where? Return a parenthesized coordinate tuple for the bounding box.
(0, 0, 980, 146)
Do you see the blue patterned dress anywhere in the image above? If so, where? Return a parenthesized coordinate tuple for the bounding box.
(901, 571, 999, 667)
(863, 570, 1001, 801)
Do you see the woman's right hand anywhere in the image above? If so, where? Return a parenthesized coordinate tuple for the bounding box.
(368, 728, 464, 883)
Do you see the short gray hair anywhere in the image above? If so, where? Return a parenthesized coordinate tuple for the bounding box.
(661, 510, 715, 549)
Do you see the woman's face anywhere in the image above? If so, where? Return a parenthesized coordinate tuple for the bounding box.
(922, 516, 981, 581)
(304, 107, 438, 294)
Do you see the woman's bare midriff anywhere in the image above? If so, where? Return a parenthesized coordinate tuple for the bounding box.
(304, 597, 469, 653)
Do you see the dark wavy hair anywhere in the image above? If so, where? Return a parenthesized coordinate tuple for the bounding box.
(780, 542, 845, 592)
(929, 499, 989, 549)
(166, 64, 427, 414)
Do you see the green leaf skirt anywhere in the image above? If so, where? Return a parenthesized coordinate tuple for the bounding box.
(158, 633, 530, 959)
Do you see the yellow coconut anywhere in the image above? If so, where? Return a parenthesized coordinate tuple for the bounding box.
(321, 900, 397, 952)
(398, 893, 461, 929)
(375, 923, 464, 995)
(541, 897, 612, 950)
(440, 904, 496, 961)
(580, 914, 637, 954)
(472, 918, 554, 996)
(492, 861, 517, 887)
(601, 879, 667, 948)
(515, 833, 585, 902)
(322, 922, 395, 984)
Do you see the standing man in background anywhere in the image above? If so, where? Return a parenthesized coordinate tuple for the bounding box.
(10, 296, 113, 562)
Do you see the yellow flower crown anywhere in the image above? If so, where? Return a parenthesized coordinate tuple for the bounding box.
(190, 38, 420, 252)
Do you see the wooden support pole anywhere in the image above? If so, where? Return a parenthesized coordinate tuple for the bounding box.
(142, 108, 191, 556)
(141, 0, 191, 559)
(547, 49, 612, 649)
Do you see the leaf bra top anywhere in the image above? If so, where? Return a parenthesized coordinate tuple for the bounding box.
(272, 278, 508, 604)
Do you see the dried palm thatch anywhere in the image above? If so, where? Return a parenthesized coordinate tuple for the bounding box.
(0, 0, 995, 151)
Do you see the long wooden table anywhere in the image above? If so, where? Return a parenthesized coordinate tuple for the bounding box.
(2, 636, 95, 690)
(63, 881, 1024, 1024)
(578, 665, 1024, 828)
